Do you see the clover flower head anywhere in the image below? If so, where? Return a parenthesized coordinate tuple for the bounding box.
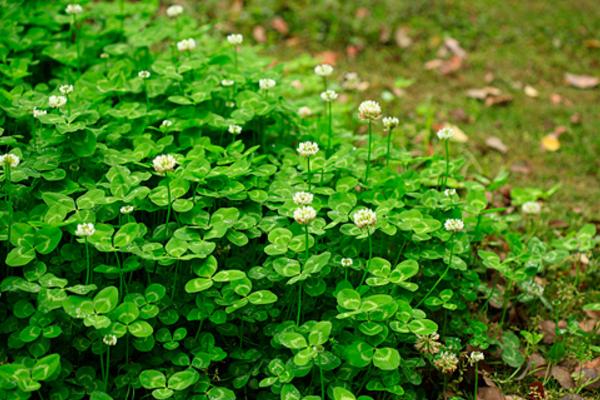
(0, 153, 20, 168)
(353, 208, 377, 229)
(358, 100, 382, 121)
(259, 79, 276, 90)
(103, 334, 117, 346)
(152, 154, 177, 174)
(468, 351, 485, 365)
(434, 351, 459, 374)
(177, 38, 196, 52)
(320, 90, 338, 102)
(48, 95, 67, 108)
(221, 79, 235, 87)
(59, 84, 74, 95)
(138, 70, 151, 79)
(341, 258, 353, 267)
(436, 127, 454, 140)
(227, 33, 243, 46)
(444, 188, 456, 196)
(297, 141, 319, 157)
(33, 108, 47, 118)
(228, 124, 242, 135)
(415, 333, 442, 355)
(314, 64, 334, 77)
(521, 201, 541, 215)
(65, 4, 83, 15)
(298, 106, 312, 118)
(444, 218, 464, 232)
(382, 116, 399, 130)
(120, 205, 134, 214)
(161, 119, 173, 128)
(293, 191, 314, 206)
(75, 223, 95, 237)
(293, 206, 317, 225)
(166, 4, 184, 17)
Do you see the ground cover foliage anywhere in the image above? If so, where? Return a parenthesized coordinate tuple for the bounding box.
(0, 2, 598, 400)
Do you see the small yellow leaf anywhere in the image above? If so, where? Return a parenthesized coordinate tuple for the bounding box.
(541, 134, 560, 152)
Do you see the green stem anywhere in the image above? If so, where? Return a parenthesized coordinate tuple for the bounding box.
(499, 279, 513, 327)
(443, 140, 450, 190)
(104, 347, 110, 391)
(326, 101, 333, 155)
(171, 262, 179, 300)
(296, 283, 302, 326)
(416, 235, 455, 307)
(115, 250, 123, 299)
(386, 127, 393, 167)
(320, 367, 325, 400)
(307, 157, 312, 191)
(364, 120, 372, 186)
(234, 48, 238, 71)
(165, 173, 172, 228)
(473, 363, 479, 400)
(304, 224, 310, 263)
(5, 164, 12, 247)
(85, 238, 91, 285)
(359, 228, 373, 286)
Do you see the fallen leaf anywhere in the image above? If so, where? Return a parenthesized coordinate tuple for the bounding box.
(505, 396, 526, 400)
(549, 220, 569, 229)
(439, 55, 463, 75)
(584, 38, 600, 48)
(450, 108, 472, 123)
(440, 123, 468, 143)
(552, 126, 568, 136)
(425, 59, 443, 71)
(394, 27, 413, 48)
(510, 163, 532, 175)
(485, 94, 513, 107)
(551, 366, 574, 389)
(539, 320, 557, 343)
(570, 113, 581, 124)
(550, 93, 563, 104)
(346, 45, 361, 59)
(484, 72, 495, 83)
(271, 17, 289, 35)
(379, 26, 391, 43)
(565, 73, 599, 89)
(443, 37, 467, 59)
(479, 387, 504, 400)
(316, 51, 338, 65)
(559, 395, 584, 400)
(355, 7, 369, 18)
(486, 136, 509, 153)
(524, 85, 539, 97)
(528, 382, 545, 400)
(467, 87, 502, 100)
(541, 134, 560, 152)
(252, 26, 267, 43)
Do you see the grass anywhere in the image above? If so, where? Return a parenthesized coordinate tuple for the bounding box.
(254, 0, 600, 220)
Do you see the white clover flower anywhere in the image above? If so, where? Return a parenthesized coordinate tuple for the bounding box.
(382, 116, 399, 130)
(177, 38, 196, 52)
(320, 90, 338, 102)
(296, 141, 319, 157)
(0, 154, 20, 168)
(152, 154, 177, 174)
(33, 108, 47, 118)
(444, 188, 456, 196)
(221, 79, 235, 87)
(103, 334, 117, 346)
(298, 106, 312, 118)
(48, 95, 67, 108)
(259, 79, 276, 90)
(59, 84, 74, 95)
(293, 206, 317, 225)
(293, 191, 314, 206)
(353, 208, 377, 229)
(227, 33, 243, 46)
(65, 4, 83, 15)
(415, 333, 442, 355)
(166, 4, 184, 17)
(228, 124, 242, 135)
(138, 70, 151, 79)
(75, 223, 95, 237)
(341, 258, 353, 267)
(358, 100, 382, 121)
(120, 205, 134, 214)
(161, 120, 173, 128)
(314, 64, 334, 77)
(434, 351, 459, 374)
(521, 201, 541, 215)
(436, 127, 454, 140)
(444, 218, 464, 232)
(468, 351, 485, 365)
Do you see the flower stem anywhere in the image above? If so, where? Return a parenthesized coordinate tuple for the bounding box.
(296, 283, 302, 326)
(473, 363, 479, 400)
(326, 101, 333, 155)
(165, 173, 172, 228)
(359, 228, 373, 286)
(5, 164, 12, 247)
(416, 235, 455, 307)
(307, 157, 312, 191)
(499, 279, 513, 327)
(85, 238, 91, 285)
(320, 367, 325, 400)
(386, 127, 394, 167)
(104, 346, 110, 391)
(443, 140, 450, 190)
(365, 120, 372, 186)
(234, 47, 238, 71)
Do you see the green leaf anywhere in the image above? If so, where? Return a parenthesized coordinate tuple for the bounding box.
(34, 226, 62, 254)
(278, 332, 307, 349)
(114, 302, 140, 324)
(372, 347, 400, 370)
(31, 354, 60, 381)
(337, 289, 361, 310)
(185, 278, 214, 293)
(152, 388, 174, 399)
(6, 246, 36, 267)
(207, 387, 236, 400)
(140, 370, 167, 389)
(167, 369, 199, 391)
(94, 286, 119, 314)
(212, 270, 246, 282)
(408, 319, 438, 335)
(308, 321, 332, 346)
(333, 387, 356, 400)
(129, 321, 154, 338)
(247, 290, 278, 305)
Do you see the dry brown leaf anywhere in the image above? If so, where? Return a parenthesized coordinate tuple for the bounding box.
(252, 26, 267, 43)
(425, 59, 443, 71)
(444, 37, 467, 59)
(486, 137, 509, 153)
(485, 94, 513, 107)
(394, 27, 413, 48)
(539, 320, 557, 343)
(346, 45, 361, 59)
(565, 73, 599, 89)
(439, 55, 463, 75)
(316, 51, 338, 65)
(379, 26, 391, 43)
(271, 17, 289, 35)
(570, 113, 582, 124)
(484, 72, 495, 83)
(355, 7, 369, 18)
(478, 387, 504, 400)
(541, 134, 560, 152)
(551, 366, 575, 389)
(467, 87, 502, 100)
(524, 85, 539, 97)
(550, 93, 563, 104)
(511, 163, 532, 175)
(505, 396, 526, 400)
